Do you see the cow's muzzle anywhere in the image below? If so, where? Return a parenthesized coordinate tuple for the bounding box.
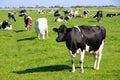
(56, 38, 62, 42)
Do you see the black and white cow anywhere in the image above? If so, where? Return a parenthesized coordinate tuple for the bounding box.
(54, 10, 61, 16)
(83, 10, 89, 17)
(8, 12, 16, 22)
(19, 9, 26, 13)
(0, 21, 12, 30)
(106, 13, 120, 17)
(54, 14, 73, 22)
(94, 10, 103, 22)
(54, 16, 65, 22)
(53, 24, 106, 73)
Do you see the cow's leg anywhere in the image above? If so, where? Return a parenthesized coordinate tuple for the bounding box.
(38, 33, 41, 39)
(68, 50, 75, 72)
(71, 55, 75, 72)
(97, 40, 104, 70)
(80, 50, 85, 73)
(42, 32, 45, 39)
(96, 52, 102, 70)
(95, 40, 104, 70)
(93, 54, 97, 70)
(27, 25, 30, 31)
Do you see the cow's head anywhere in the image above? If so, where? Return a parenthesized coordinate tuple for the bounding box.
(11, 15, 16, 22)
(19, 13, 26, 17)
(53, 24, 72, 42)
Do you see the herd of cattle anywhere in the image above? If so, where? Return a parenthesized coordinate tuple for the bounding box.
(0, 8, 119, 73)
(0, 9, 119, 31)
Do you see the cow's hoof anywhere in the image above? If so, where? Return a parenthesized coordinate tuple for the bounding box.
(80, 70, 84, 73)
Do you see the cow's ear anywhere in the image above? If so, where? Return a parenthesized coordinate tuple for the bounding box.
(53, 28, 58, 32)
(66, 28, 72, 32)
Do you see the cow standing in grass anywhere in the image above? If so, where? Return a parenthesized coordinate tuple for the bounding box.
(34, 18, 48, 39)
(24, 15, 32, 31)
(19, 13, 32, 31)
(53, 24, 106, 73)
(83, 11, 89, 18)
(94, 10, 103, 22)
(54, 10, 61, 16)
(8, 12, 16, 22)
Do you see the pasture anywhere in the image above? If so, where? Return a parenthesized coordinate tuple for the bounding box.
(0, 7, 120, 80)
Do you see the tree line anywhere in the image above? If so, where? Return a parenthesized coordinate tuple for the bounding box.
(0, 5, 119, 9)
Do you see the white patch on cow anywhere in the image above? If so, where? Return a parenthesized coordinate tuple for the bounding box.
(74, 26, 81, 32)
(74, 26, 83, 38)
(5, 25, 12, 30)
(0, 22, 2, 26)
(68, 50, 76, 57)
(79, 49, 85, 73)
(76, 48, 80, 53)
(85, 44, 90, 52)
(68, 50, 76, 72)
(27, 16, 32, 20)
(68, 16, 71, 19)
(55, 18, 65, 22)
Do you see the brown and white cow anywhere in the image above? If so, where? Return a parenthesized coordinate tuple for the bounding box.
(24, 15, 32, 31)
(19, 13, 32, 31)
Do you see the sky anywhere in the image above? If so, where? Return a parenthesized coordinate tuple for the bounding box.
(0, 0, 120, 8)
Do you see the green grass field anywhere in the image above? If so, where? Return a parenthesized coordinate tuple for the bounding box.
(0, 7, 120, 80)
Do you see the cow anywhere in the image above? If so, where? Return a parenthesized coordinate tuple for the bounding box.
(34, 18, 48, 39)
(83, 10, 89, 17)
(53, 24, 106, 73)
(19, 13, 32, 31)
(19, 9, 26, 13)
(54, 16, 65, 22)
(24, 15, 32, 31)
(73, 10, 79, 17)
(63, 10, 70, 15)
(54, 10, 61, 16)
(0, 21, 12, 30)
(64, 14, 73, 21)
(38, 9, 45, 14)
(8, 12, 16, 22)
(54, 14, 73, 22)
(106, 13, 120, 17)
(94, 10, 103, 22)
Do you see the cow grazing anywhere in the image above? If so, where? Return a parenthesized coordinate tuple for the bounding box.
(63, 10, 70, 15)
(0, 21, 12, 30)
(19, 9, 26, 13)
(54, 14, 73, 22)
(73, 10, 79, 17)
(54, 16, 65, 22)
(106, 13, 120, 17)
(8, 12, 16, 22)
(94, 10, 103, 22)
(54, 10, 61, 16)
(34, 18, 48, 39)
(83, 11, 89, 17)
(55, 15, 72, 22)
(38, 9, 45, 14)
(64, 14, 73, 21)
(53, 24, 106, 73)
(19, 13, 32, 31)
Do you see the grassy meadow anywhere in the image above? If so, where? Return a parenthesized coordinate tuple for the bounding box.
(0, 7, 120, 80)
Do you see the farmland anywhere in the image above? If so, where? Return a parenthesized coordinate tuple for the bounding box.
(0, 7, 120, 80)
